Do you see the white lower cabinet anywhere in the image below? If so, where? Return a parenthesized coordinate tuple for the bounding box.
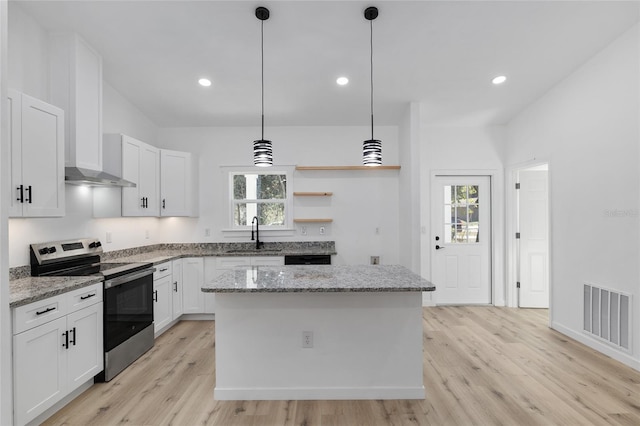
(182, 257, 205, 314)
(153, 261, 173, 335)
(172, 259, 184, 320)
(12, 284, 103, 426)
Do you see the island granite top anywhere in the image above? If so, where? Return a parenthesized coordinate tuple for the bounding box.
(203, 264, 435, 293)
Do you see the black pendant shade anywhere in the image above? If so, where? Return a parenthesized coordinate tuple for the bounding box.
(363, 6, 382, 166)
(254, 6, 273, 167)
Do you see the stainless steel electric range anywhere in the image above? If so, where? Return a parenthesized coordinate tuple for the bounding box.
(30, 238, 155, 382)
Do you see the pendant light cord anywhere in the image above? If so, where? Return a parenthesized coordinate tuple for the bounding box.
(370, 18, 374, 141)
(261, 19, 265, 141)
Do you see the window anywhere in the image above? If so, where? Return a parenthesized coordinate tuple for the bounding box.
(444, 184, 480, 243)
(229, 168, 293, 230)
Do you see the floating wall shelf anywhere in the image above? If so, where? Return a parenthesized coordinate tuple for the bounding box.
(293, 192, 333, 196)
(295, 165, 400, 171)
(293, 218, 333, 223)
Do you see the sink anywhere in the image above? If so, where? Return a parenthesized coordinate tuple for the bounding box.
(225, 248, 282, 254)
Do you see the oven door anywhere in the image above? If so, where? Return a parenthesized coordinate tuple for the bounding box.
(103, 268, 154, 352)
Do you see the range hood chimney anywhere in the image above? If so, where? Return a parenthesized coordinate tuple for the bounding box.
(65, 166, 136, 187)
(50, 33, 136, 188)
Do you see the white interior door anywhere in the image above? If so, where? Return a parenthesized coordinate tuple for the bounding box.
(518, 169, 549, 308)
(432, 176, 491, 304)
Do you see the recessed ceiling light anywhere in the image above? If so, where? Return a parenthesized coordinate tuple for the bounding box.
(492, 75, 507, 85)
(198, 78, 212, 87)
(336, 77, 349, 86)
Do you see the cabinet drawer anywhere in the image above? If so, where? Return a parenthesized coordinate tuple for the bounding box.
(13, 294, 67, 335)
(66, 283, 103, 311)
(154, 261, 172, 280)
(251, 256, 284, 266)
(215, 257, 251, 269)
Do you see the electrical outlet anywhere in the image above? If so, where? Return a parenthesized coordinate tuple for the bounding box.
(145, 230, 150, 239)
(106, 232, 112, 243)
(319, 226, 325, 235)
(371, 256, 380, 265)
(205, 228, 211, 237)
(301, 226, 307, 235)
(302, 331, 313, 348)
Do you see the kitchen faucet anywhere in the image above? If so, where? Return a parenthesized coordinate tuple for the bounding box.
(251, 216, 263, 250)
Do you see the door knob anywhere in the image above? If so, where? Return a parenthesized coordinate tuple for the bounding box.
(435, 245, 445, 250)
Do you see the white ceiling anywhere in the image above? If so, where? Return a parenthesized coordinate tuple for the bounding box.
(14, 1, 640, 128)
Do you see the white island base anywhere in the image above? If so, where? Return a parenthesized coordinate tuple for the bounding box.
(214, 291, 425, 400)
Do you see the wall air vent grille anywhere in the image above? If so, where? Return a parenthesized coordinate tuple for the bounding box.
(583, 283, 631, 351)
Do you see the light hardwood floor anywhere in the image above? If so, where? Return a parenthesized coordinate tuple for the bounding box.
(43, 307, 640, 425)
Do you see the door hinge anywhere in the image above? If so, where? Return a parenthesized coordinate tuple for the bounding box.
(516, 282, 521, 288)
(515, 182, 520, 190)
(515, 232, 520, 239)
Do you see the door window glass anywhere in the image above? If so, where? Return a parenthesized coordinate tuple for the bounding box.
(444, 185, 479, 243)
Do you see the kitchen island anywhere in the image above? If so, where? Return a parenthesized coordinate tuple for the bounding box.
(203, 264, 435, 400)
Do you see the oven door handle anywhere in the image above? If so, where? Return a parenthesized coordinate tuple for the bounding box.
(104, 268, 156, 289)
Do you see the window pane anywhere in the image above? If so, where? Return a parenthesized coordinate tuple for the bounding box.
(442, 183, 481, 244)
(233, 202, 285, 227)
(233, 174, 286, 200)
(258, 202, 285, 226)
(257, 174, 286, 199)
(233, 202, 248, 226)
(233, 175, 247, 199)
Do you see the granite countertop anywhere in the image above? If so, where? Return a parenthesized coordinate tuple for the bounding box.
(203, 264, 436, 293)
(100, 241, 337, 265)
(10, 241, 336, 308)
(10, 276, 103, 308)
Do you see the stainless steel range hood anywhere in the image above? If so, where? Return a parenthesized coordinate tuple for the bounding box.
(65, 166, 136, 187)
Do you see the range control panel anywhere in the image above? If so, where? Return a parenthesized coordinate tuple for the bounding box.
(30, 238, 103, 265)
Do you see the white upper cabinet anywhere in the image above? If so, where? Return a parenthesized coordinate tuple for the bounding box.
(160, 149, 197, 217)
(49, 32, 103, 171)
(8, 90, 65, 218)
(103, 134, 160, 217)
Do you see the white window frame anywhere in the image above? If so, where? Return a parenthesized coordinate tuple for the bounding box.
(226, 166, 294, 231)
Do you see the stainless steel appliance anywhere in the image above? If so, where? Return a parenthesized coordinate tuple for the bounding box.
(30, 238, 155, 382)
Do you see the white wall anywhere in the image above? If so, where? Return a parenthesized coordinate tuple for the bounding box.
(157, 125, 400, 266)
(1, 1, 13, 423)
(7, 2, 49, 100)
(506, 24, 640, 368)
(398, 103, 422, 274)
(418, 124, 506, 305)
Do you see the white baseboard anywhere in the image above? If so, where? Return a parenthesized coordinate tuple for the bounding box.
(552, 321, 640, 372)
(214, 386, 426, 401)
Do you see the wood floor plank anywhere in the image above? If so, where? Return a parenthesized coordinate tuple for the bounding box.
(42, 308, 640, 426)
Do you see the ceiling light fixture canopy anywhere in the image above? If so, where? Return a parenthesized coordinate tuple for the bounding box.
(363, 6, 382, 166)
(254, 6, 273, 167)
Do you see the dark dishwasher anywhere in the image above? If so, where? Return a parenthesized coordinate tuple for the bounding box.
(284, 254, 331, 265)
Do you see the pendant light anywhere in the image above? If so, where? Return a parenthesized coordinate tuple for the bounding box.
(254, 6, 273, 167)
(363, 6, 382, 166)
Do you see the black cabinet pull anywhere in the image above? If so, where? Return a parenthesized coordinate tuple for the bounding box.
(80, 293, 96, 300)
(159, 267, 168, 272)
(16, 185, 24, 202)
(25, 185, 32, 204)
(162, 199, 166, 209)
(141, 197, 145, 208)
(36, 306, 55, 316)
(173, 281, 178, 292)
(62, 330, 69, 349)
(153, 290, 158, 302)
(69, 327, 76, 346)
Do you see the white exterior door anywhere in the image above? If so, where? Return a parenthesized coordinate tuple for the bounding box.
(518, 169, 549, 308)
(432, 176, 491, 304)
